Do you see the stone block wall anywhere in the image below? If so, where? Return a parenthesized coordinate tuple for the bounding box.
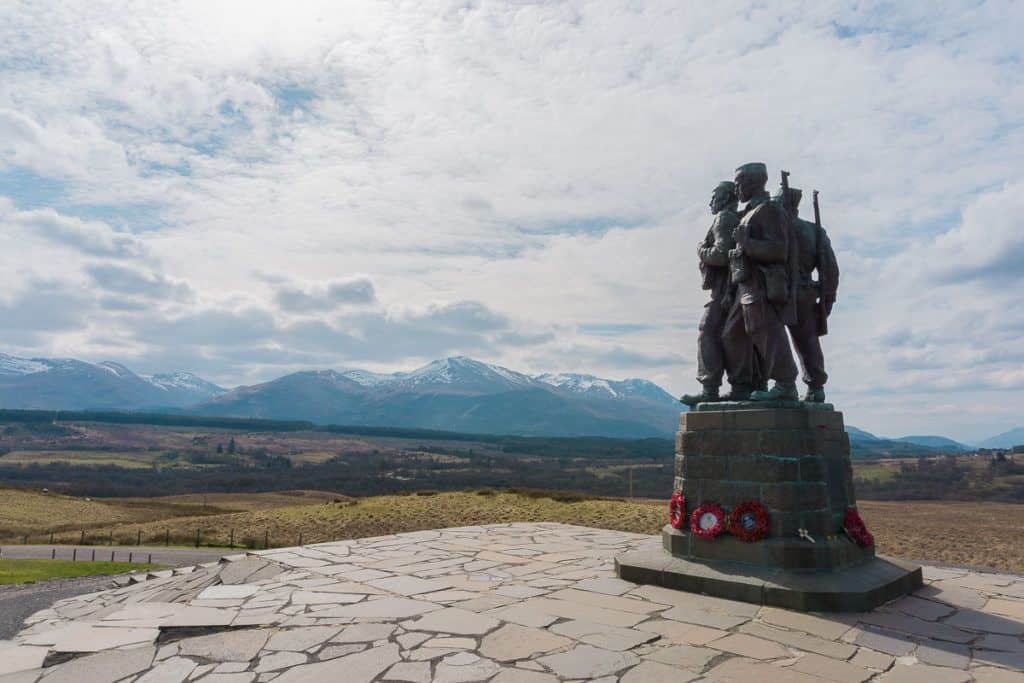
(665, 405, 872, 570)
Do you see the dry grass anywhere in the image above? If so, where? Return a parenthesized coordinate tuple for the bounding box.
(0, 450, 161, 468)
(0, 488, 347, 539)
(1, 488, 1021, 573)
(858, 500, 1024, 572)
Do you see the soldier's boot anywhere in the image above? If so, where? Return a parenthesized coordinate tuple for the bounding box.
(721, 384, 752, 401)
(749, 381, 799, 402)
(680, 385, 719, 407)
(803, 386, 826, 403)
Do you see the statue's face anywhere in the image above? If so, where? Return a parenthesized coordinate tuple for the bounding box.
(734, 172, 762, 202)
(709, 187, 728, 212)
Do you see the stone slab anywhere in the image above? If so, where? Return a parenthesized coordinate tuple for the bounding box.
(615, 548, 922, 612)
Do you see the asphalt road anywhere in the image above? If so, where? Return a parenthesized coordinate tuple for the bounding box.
(0, 545, 226, 640)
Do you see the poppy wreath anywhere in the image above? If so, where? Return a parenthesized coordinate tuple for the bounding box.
(668, 492, 687, 530)
(843, 507, 874, 548)
(727, 501, 770, 542)
(690, 502, 726, 540)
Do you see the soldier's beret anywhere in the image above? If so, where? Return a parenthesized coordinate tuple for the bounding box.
(715, 181, 735, 193)
(735, 162, 767, 178)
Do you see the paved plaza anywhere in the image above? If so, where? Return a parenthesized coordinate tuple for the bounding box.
(1, 523, 1022, 682)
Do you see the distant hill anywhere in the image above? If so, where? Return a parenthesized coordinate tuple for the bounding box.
(846, 426, 881, 442)
(845, 424, 960, 459)
(893, 435, 970, 452)
(979, 427, 1024, 449)
(196, 357, 683, 438)
(0, 353, 224, 410)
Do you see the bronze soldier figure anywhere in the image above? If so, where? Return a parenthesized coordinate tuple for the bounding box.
(773, 185, 839, 402)
(681, 181, 739, 406)
(721, 162, 799, 401)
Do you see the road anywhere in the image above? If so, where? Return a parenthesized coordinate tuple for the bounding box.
(0, 545, 226, 640)
(0, 544, 227, 566)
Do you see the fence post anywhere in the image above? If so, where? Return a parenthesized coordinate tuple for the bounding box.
(109, 531, 113, 546)
(80, 530, 85, 545)
(165, 529, 169, 546)
(72, 548, 77, 561)
(91, 549, 95, 561)
(229, 529, 234, 548)
(51, 548, 55, 559)
(298, 532, 303, 546)
(147, 553, 152, 564)
(194, 529, 200, 548)
(129, 552, 133, 563)
(264, 529, 269, 550)
(137, 530, 141, 546)
(110, 550, 115, 562)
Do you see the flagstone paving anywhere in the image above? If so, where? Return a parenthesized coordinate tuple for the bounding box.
(1, 523, 1023, 681)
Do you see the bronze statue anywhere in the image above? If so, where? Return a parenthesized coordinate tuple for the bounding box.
(773, 185, 839, 402)
(720, 162, 799, 401)
(681, 182, 739, 406)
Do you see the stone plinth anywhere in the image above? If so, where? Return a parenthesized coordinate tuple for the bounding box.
(616, 403, 922, 611)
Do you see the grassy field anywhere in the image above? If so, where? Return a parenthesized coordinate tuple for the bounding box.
(0, 559, 157, 584)
(0, 450, 165, 468)
(2, 488, 1021, 572)
(0, 488, 347, 540)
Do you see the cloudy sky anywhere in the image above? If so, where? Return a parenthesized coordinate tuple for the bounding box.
(1, 1, 1022, 441)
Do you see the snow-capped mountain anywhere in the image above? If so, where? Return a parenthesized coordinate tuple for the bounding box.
(342, 356, 536, 394)
(147, 371, 226, 397)
(197, 356, 682, 437)
(0, 351, 680, 437)
(535, 373, 678, 406)
(0, 353, 225, 410)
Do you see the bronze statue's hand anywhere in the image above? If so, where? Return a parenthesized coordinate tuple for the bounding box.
(823, 300, 834, 318)
(728, 248, 742, 259)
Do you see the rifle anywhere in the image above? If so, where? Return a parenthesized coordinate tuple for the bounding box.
(813, 190, 829, 336)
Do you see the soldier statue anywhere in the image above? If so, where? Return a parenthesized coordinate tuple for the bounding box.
(720, 162, 799, 401)
(773, 185, 839, 402)
(682, 182, 741, 406)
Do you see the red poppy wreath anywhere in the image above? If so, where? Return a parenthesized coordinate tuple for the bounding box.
(843, 507, 874, 548)
(690, 502, 726, 540)
(727, 501, 770, 542)
(668, 492, 687, 530)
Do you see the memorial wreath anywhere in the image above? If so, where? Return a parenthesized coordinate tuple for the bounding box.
(690, 502, 726, 539)
(727, 500, 770, 542)
(668, 491, 687, 530)
(843, 507, 874, 548)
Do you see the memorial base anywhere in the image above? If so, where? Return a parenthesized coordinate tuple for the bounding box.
(616, 545, 922, 612)
(615, 402, 922, 611)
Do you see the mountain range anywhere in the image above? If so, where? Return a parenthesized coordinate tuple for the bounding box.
(0, 353, 224, 410)
(0, 353, 681, 438)
(0, 351, 1019, 446)
(844, 426, 973, 458)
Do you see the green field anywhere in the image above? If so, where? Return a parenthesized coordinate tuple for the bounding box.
(0, 558, 157, 584)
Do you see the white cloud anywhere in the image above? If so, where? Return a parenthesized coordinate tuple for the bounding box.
(0, 0, 1022, 440)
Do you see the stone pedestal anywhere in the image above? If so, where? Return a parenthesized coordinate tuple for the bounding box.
(616, 402, 922, 612)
